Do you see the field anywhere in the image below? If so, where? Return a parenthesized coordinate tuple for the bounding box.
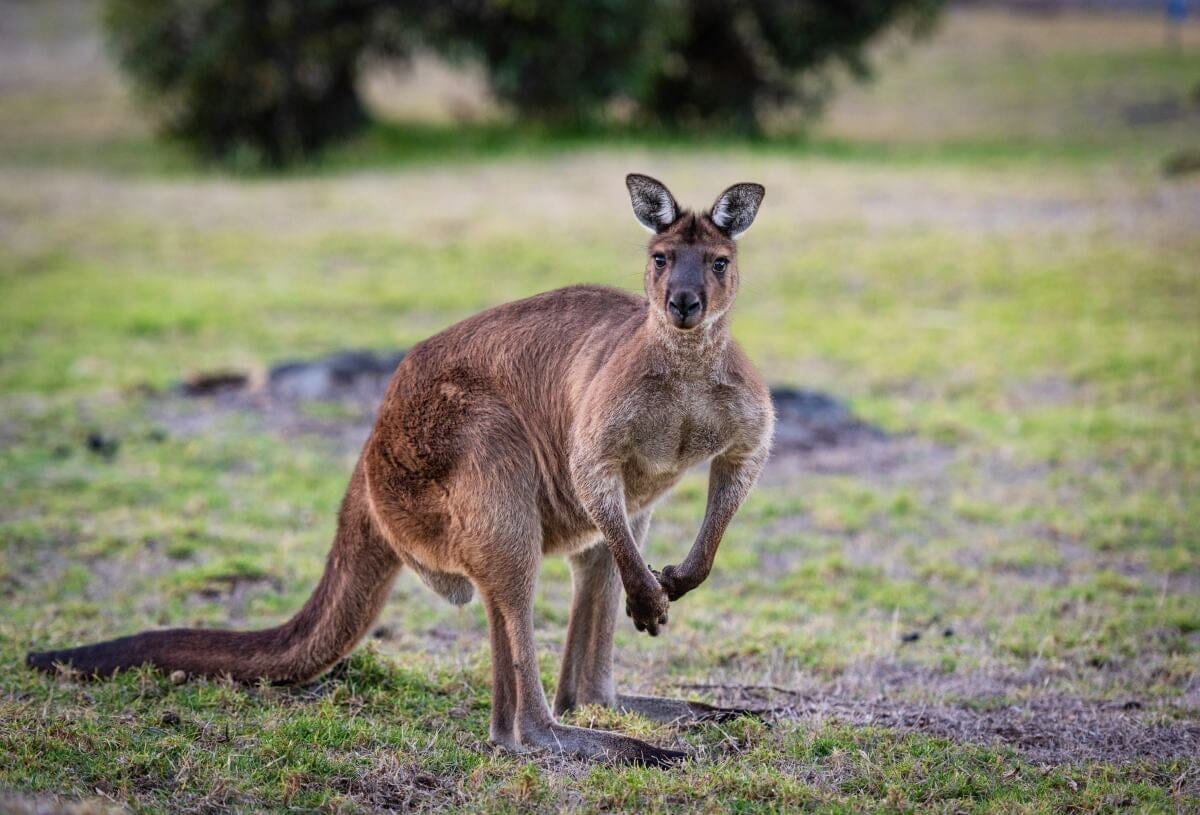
(1, 2, 1199, 812)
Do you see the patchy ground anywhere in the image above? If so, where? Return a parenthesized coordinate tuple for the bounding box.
(1, 1, 1198, 812)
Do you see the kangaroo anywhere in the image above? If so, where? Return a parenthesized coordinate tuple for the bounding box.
(28, 174, 774, 766)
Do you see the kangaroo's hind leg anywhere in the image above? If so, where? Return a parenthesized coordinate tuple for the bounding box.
(458, 497, 684, 766)
(553, 511, 760, 725)
(476, 566, 686, 766)
(552, 514, 651, 715)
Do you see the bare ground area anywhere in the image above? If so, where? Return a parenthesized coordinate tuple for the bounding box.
(688, 680, 1200, 768)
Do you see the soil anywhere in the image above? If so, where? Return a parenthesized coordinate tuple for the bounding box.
(679, 677, 1200, 769)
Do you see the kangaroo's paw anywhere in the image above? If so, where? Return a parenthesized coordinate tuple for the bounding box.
(617, 694, 765, 724)
(520, 722, 687, 768)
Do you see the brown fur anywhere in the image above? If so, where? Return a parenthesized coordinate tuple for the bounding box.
(27, 176, 773, 766)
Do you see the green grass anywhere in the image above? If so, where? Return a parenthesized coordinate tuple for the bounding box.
(1, 1, 1198, 812)
(2, 118, 1178, 182)
(1, 651, 1190, 813)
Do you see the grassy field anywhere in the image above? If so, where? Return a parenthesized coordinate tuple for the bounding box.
(2, 2, 1199, 812)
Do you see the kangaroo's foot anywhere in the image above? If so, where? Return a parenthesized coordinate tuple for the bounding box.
(518, 721, 687, 768)
(617, 694, 763, 724)
(556, 689, 763, 725)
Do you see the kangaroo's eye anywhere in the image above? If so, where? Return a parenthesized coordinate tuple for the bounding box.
(652, 254, 667, 269)
(713, 258, 729, 274)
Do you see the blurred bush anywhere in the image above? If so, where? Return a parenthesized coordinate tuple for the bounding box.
(103, 0, 401, 165)
(103, 0, 943, 165)
(641, 0, 943, 132)
(421, 0, 675, 125)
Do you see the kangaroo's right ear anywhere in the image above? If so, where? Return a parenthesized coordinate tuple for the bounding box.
(709, 182, 765, 239)
(626, 174, 679, 233)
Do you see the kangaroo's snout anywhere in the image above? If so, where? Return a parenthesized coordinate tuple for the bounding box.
(667, 289, 703, 329)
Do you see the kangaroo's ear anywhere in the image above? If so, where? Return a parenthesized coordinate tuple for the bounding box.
(626, 173, 679, 233)
(709, 183, 765, 239)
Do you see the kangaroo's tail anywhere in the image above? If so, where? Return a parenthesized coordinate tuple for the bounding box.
(27, 464, 401, 684)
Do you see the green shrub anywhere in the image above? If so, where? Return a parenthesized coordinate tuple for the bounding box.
(102, 0, 943, 164)
(424, 0, 675, 125)
(103, 0, 396, 165)
(639, 0, 943, 132)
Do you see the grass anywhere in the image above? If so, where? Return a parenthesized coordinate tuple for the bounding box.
(1, 1, 1198, 812)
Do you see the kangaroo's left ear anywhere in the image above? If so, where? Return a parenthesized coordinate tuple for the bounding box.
(709, 183, 766, 239)
(626, 173, 679, 233)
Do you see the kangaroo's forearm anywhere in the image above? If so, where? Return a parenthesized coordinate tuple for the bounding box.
(572, 463, 671, 635)
(591, 494, 651, 583)
(571, 463, 653, 588)
(660, 448, 767, 600)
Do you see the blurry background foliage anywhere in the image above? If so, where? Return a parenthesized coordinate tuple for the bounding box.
(103, 0, 944, 166)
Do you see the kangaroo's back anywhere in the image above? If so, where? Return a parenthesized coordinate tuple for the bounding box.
(404, 284, 647, 392)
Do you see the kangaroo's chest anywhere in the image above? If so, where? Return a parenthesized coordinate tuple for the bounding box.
(625, 386, 731, 482)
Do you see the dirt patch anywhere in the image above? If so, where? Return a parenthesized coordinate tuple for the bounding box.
(138, 352, 1200, 781)
(327, 755, 468, 812)
(1163, 147, 1200, 178)
(265, 350, 406, 403)
(195, 574, 283, 624)
(770, 387, 887, 453)
(763, 433, 954, 484)
(680, 681, 1200, 771)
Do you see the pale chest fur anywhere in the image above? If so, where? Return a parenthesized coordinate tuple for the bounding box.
(630, 392, 726, 472)
(620, 378, 748, 505)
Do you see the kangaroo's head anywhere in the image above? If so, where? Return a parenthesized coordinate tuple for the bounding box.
(626, 173, 765, 332)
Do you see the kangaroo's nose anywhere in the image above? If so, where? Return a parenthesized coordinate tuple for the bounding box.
(668, 291, 702, 321)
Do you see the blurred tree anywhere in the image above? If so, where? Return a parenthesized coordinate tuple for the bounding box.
(424, 0, 943, 133)
(639, 0, 944, 133)
(103, 0, 942, 164)
(422, 0, 676, 125)
(104, 0, 401, 165)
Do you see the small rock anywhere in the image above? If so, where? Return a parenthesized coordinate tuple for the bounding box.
(169, 670, 187, 685)
(179, 370, 250, 397)
(1123, 97, 1185, 126)
(268, 349, 406, 401)
(1163, 148, 1200, 178)
(85, 431, 119, 459)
